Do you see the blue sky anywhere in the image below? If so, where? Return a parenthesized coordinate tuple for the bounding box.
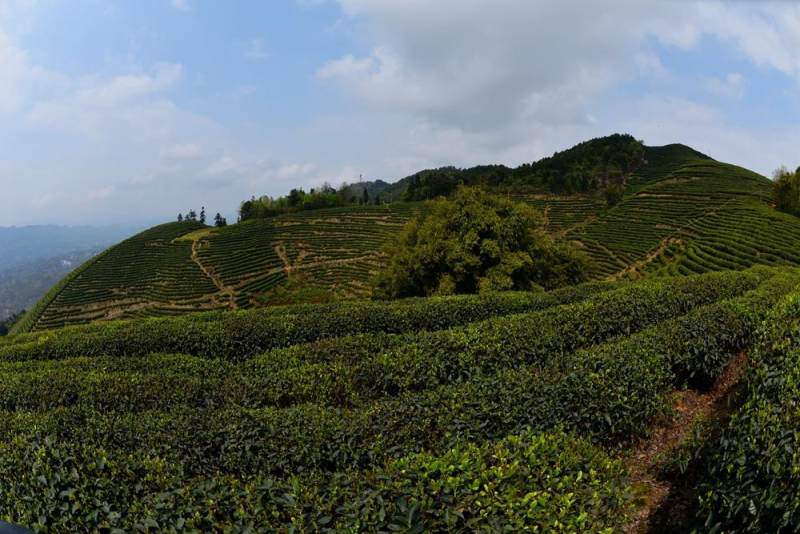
(0, 0, 798, 226)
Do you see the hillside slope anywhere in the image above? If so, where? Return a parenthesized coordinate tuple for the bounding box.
(19, 141, 800, 332)
(0, 249, 101, 320)
(1, 268, 799, 530)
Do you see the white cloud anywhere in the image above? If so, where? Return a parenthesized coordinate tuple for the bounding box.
(87, 186, 113, 201)
(161, 143, 203, 161)
(243, 38, 269, 61)
(311, 0, 800, 179)
(275, 162, 316, 181)
(705, 72, 746, 99)
(171, 0, 191, 12)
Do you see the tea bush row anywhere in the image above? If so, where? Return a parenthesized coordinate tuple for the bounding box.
(699, 288, 800, 532)
(2, 271, 791, 480)
(0, 429, 632, 533)
(0, 281, 623, 361)
(0, 269, 781, 414)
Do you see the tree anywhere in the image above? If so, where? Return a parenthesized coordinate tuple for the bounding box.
(604, 184, 624, 207)
(186, 209, 197, 221)
(373, 186, 590, 298)
(288, 188, 304, 207)
(774, 166, 800, 217)
(200, 206, 206, 224)
(177, 213, 183, 222)
(214, 213, 227, 227)
(362, 188, 369, 205)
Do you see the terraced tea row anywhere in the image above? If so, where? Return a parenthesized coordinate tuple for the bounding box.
(0, 280, 620, 361)
(571, 160, 777, 277)
(16, 143, 800, 333)
(1, 268, 796, 531)
(14, 222, 223, 333)
(194, 203, 420, 307)
(0, 269, 769, 413)
(699, 286, 800, 531)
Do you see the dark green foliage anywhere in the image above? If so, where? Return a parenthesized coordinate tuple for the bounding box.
(400, 134, 645, 198)
(0, 430, 633, 533)
(239, 184, 352, 221)
(604, 183, 624, 206)
(516, 134, 645, 194)
(374, 187, 591, 297)
(402, 165, 512, 201)
(0, 280, 619, 362)
(0, 311, 24, 336)
(699, 288, 800, 532)
(773, 166, 800, 217)
(12, 221, 215, 333)
(0, 267, 795, 531)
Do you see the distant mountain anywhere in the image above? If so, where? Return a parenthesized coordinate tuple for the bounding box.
(0, 249, 103, 320)
(0, 224, 139, 271)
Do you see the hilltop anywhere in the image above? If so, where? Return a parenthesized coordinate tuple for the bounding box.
(15, 135, 800, 332)
(3, 134, 800, 531)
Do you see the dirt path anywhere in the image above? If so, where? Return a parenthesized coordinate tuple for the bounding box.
(611, 237, 683, 281)
(191, 239, 238, 310)
(272, 242, 383, 277)
(622, 351, 749, 533)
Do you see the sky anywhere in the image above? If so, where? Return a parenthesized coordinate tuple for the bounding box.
(0, 0, 798, 226)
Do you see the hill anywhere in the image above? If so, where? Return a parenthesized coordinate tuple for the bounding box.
(17, 136, 800, 333)
(0, 249, 100, 321)
(1, 267, 799, 530)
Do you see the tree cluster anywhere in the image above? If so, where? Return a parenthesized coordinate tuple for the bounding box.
(239, 182, 385, 222)
(177, 207, 205, 224)
(774, 166, 800, 217)
(374, 187, 591, 298)
(177, 207, 227, 226)
(399, 134, 645, 200)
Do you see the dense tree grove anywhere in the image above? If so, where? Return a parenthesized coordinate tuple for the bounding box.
(773, 166, 800, 217)
(401, 134, 645, 200)
(239, 184, 354, 221)
(374, 187, 590, 298)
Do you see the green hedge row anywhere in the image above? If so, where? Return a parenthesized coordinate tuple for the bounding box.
(0, 429, 633, 533)
(3, 270, 792, 480)
(699, 289, 800, 532)
(1, 269, 795, 531)
(0, 281, 621, 361)
(0, 269, 784, 414)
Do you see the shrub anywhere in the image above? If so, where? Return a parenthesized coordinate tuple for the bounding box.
(773, 165, 800, 217)
(374, 186, 590, 297)
(0, 430, 633, 533)
(699, 289, 800, 532)
(0, 281, 621, 362)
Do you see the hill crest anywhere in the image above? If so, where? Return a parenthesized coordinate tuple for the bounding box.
(17, 137, 796, 333)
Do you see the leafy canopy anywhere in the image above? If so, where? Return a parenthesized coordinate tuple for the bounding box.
(774, 166, 800, 217)
(374, 187, 590, 298)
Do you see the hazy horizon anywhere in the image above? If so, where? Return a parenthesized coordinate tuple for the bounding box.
(1, 0, 798, 227)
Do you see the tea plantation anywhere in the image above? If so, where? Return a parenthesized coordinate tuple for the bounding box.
(6, 136, 800, 531)
(2, 266, 800, 531)
(17, 142, 800, 333)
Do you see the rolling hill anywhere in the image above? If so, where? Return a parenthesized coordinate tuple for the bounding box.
(1, 266, 799, 531)
(4, 135, 800, 531)
(0, 249, 101, 321)
(16, 139, 799, 333)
